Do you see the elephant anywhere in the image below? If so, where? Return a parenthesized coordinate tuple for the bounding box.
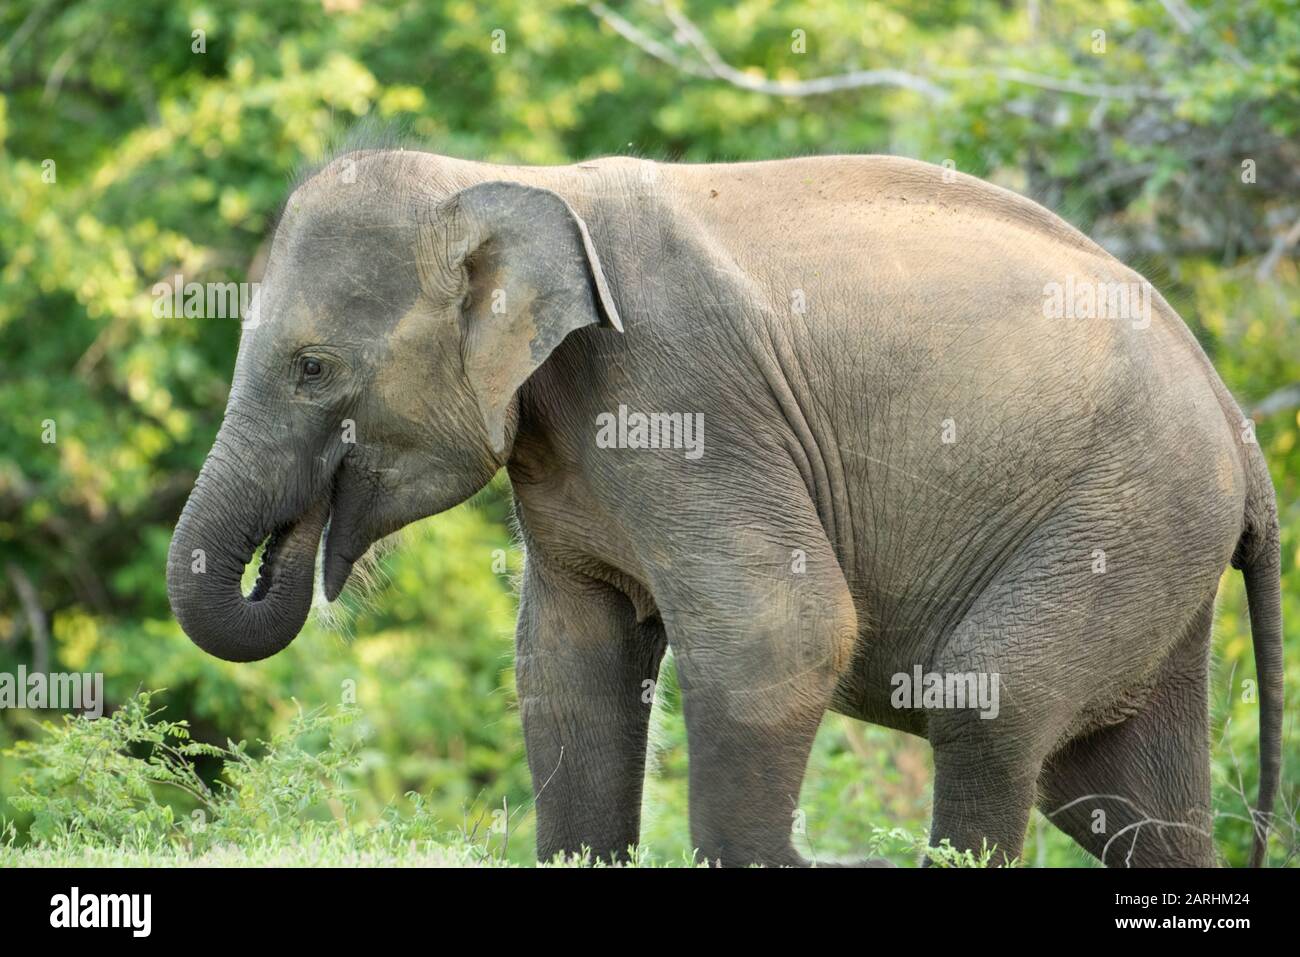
(167, 144, 1283, 868)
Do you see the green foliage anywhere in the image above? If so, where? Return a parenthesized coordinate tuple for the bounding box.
(6, 691, 223, 848)
(0, 0, 1296, 866)
(923, 837, 1018, 869)
(0, 691, 742, 867)
(4, 689, 532, 865)
(4, 690, 364, 852)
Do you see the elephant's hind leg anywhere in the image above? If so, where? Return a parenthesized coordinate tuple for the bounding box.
(927, 711, 1042, 866)
(1037, 601, 1216, 867)
(923, 507, 1162, 867)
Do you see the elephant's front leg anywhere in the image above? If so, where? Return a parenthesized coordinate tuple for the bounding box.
(516, 556, 666, 864)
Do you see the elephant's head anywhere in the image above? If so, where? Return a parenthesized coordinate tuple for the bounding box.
(167, 152, 621, 662)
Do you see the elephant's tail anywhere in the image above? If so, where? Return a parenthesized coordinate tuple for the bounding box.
(1232, 452, 1283, 868)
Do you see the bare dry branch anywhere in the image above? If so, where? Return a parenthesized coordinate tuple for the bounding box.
(584, 0, 712, 79)
(1159, 0, 1251, 70)
(1256, 214, 1300, 280)
(585, 1, 1177, 104)
(1252, 382, 1300, 418)
(5, 562, 49, 674)
(585, 0, 949, 101)
(935, 66, 1174, 102)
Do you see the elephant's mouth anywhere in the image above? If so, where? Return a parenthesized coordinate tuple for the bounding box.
(246, 521, 295, 603)
(243, 489, 333, 606)
(244, 484, 359, 607)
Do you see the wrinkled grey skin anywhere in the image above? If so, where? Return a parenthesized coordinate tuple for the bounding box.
(168, 150, 1283, 867)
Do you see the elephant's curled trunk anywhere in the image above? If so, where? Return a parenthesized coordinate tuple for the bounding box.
(166, 435, 329, 663)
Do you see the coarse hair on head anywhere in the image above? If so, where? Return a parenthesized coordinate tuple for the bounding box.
(267, 118, 437, 235)
(290, 117, 426, 192)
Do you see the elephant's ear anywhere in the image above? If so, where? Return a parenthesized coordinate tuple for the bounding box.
(419, 181, 622, 456)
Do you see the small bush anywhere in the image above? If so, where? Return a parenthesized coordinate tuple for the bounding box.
(4, 691, 394, 859)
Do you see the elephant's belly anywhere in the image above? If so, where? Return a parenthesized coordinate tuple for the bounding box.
(828, 642, 932, 738)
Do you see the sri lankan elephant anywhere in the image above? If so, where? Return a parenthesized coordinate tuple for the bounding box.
(167, 146, 1283, 867)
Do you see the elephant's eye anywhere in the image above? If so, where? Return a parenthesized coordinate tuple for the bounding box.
(303, 358, 323, 378)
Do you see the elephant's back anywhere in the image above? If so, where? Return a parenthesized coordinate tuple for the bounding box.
(662, 153, 1109, 264)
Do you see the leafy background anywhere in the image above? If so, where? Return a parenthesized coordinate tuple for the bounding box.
(0, 0, 1296, 865)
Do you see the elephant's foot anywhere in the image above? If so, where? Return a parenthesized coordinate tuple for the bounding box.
(695, 843, 899, 868)
(810, 857, 897, 868)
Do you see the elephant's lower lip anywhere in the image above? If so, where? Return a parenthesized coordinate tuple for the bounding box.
(323, 541, 354, 602)
(322, 503, 357, 602)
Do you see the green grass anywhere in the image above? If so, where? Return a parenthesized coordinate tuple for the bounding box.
(4, 689, 1288, 868)
(0, 840, 999, 868)
(0, 690, 1006, 867)
(1, 840, 487, 868)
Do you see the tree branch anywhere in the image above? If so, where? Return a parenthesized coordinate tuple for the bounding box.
(1252, 382, 1300, 419)
(5, 562, 49, 675)
(584, 0, 712, 79)
(584, 0, 949, 101)
(1255, 213, 1300, 281)
(935, 65, 1173, 102)
(585, 1, 1177, 103)
(1159, 0, 1251, 70)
